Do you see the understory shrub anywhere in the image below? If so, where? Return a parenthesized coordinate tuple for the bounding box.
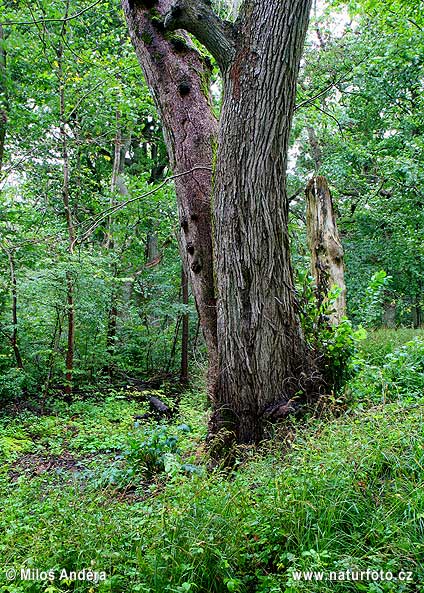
(296, 270, 366, 390)
(349, 336, 424, 404)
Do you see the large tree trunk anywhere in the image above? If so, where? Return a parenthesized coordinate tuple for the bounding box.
(124, 0, 323, 446)
(122, 0, 218, 398)
(306, 176, 346, 324)
(211, 0, 318, 444)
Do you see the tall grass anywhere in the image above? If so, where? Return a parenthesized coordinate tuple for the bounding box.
(0, 329, 423, 592)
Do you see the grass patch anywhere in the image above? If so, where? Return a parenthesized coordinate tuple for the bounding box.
(0, 331, 423, 592)
(358, 328, 424, 366)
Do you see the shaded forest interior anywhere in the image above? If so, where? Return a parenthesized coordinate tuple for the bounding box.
(0, 0, 423, 590)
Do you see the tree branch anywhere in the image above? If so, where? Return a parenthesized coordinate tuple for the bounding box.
(1, 0, 104, 26)
(163, 0, 236, 70)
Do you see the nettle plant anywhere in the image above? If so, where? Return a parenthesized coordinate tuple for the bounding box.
(358, 270, 393, 328)
(98, 423, 200, 489)
(296, 270, 366, 391)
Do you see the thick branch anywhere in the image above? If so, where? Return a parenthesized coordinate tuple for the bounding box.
(163, 0, 236, 70)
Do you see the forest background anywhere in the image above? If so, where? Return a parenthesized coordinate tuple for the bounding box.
(1, 0, 423, 398)
(0, 0, 423, 591)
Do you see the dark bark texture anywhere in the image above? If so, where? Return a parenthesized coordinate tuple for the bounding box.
(124, 0, 323, 447)
(210, 0, 320, 444)
(122, 0, 218, 396)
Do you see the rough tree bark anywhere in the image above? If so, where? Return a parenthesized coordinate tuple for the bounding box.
(124, 0, 323, 445)
(306, 176, 346, 324)
(122, 0, 218, 397)
(122, 0, 218, 399)
(0, 23, 8, 175)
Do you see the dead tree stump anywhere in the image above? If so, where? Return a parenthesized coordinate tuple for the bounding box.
(306, 176, 346, 324)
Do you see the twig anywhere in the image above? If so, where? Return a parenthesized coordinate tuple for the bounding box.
(73, 165, 212, 249)
(1, 0, 104, 26)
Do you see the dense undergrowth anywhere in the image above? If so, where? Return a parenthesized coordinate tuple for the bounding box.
(0, 329, 423, 593)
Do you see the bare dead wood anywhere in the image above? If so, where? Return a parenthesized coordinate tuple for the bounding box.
(306, 176, 346, 324)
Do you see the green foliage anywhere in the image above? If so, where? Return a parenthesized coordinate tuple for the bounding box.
(359, 328, 424, 366)
(0, 433, 33, 461)
(297, 270, 366, 390)
(0, 368, 27, 400)
(95, 422, 201, 489)
(353, 270, 393, 327)
(0, 0, 198, 394)
(0, 375, 423, 592)
(349, 334, 424, 404)
(291, 2, 424, 327)
(122, 424, 181, 478)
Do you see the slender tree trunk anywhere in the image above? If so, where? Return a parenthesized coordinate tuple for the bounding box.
(0, 24, 8, 175)
(180, 265, 189, 384)
(118, 133, 131, 196)
(105, 111, 124, 376)
(105, 109, 122, 249)
(43, 306, 63, 398)
(64, 272, 75, 394)
(122, 0, 218, 400)
(1, 245, 24, 369)
(106, 295, 118, 372)
(412, 299, 422, 329)
(306, 176, 346, 324)
(8, 250, 23, 369)
(57, 6, 75, 397)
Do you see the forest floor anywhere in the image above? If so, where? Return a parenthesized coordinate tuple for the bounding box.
(0, 329, 423, 593)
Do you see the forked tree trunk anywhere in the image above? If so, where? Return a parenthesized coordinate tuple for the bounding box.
(124, 0, 323, 446)
(122, 0, 218, 399)
(306, 176, 346, 324)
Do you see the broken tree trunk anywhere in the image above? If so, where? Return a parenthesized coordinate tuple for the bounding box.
(306, 176, 346, 324)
